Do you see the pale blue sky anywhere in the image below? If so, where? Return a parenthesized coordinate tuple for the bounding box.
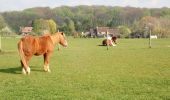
(0, 0, 170, 12)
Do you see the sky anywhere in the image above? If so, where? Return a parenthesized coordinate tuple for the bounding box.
(0, 0, 170, 12)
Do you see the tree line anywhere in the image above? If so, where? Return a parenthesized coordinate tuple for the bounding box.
(0, 6, 170, 38)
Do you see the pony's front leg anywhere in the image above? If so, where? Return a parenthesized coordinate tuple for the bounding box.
(43, 53, 51, 72)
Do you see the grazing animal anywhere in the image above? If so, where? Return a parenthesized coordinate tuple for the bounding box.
(150, 35, 157, 39)
(18, 32, 68, 75)
(102, 36, 117, 46)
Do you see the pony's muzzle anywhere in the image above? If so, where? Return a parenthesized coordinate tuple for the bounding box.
(63, 41, 68, 47)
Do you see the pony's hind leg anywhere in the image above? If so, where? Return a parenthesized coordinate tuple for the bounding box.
(21, 55, 32, 75)
(20, 60, 26, 74)
(20, 60, 24, 67)
(22, 64, 30, 75)
(18, 41, 31, 75)
(20, 60, 27, 74)
(24, 55, 32, 75)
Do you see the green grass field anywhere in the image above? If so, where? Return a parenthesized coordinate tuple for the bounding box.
(0, 37, 170, 100)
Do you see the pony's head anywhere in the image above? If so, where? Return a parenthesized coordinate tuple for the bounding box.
(58, 32, 68, 47)
(112, 36, 117, 44)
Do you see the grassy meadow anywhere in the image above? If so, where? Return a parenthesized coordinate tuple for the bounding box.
(0, 37, 170, 99)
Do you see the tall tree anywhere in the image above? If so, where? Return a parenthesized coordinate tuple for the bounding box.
(1, 5, 170, 37)
(0, 15, 6, 30)
(64, 17, 75, 35)
(48, 19, 57, 34)
(33, 19, 50, 35)
(0, 15, 12, 36)
(118, 26, 131, 38)
(33, 19, 57, 35)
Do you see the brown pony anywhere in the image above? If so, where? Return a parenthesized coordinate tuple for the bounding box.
(18, 32, 67, 75)
(102, 36, 117, 46)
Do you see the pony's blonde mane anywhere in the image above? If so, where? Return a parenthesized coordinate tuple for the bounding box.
(50, 32, 62, 45)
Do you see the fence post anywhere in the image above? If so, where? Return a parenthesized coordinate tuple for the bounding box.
(0, 35, 1, 52)
(106, 30, 109, 50)
(149, 29, 152, 48)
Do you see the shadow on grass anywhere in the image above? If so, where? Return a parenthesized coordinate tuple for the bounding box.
(0, 66, 45, 74)
(97, 45, 106, 46)
(0, 66, 21, 74)
(31, 68, 44, 72)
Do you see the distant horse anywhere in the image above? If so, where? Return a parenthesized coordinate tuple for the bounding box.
(18, 32, 68, 75)
(102, 36, 117, 46)
(150, 35, 157, 39)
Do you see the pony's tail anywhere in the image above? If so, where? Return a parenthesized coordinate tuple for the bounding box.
(18, 41, 27, 69)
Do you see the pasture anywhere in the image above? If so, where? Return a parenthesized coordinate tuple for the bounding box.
(0, 37, 170, 99)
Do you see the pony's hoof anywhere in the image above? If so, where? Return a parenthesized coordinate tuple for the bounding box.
(44, 69, 51, 73)
(22, 68, 26, 75)
(47, 69, 51, 73)
(26, 67, 31, 75)
(27, 72, 30, 75)
(44, 69, 48, 72)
